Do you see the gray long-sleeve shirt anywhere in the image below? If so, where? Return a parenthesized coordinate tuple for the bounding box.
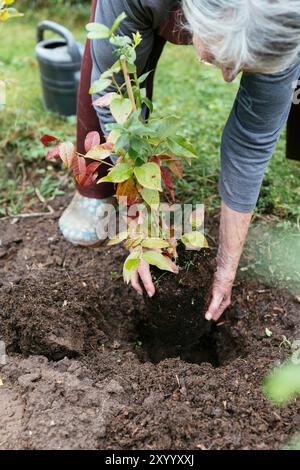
(91, 0, 300, 212)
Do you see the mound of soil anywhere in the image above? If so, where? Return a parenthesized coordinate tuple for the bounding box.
(0, 199, 299, 450)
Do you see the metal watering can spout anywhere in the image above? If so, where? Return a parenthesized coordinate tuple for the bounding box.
(36, 20, 83, 117)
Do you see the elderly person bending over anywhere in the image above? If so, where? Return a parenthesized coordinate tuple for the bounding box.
(59, 0, 300, 322)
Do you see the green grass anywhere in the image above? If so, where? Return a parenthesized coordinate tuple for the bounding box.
(0, 9, 86, 216)
(0, 7, 300, 220)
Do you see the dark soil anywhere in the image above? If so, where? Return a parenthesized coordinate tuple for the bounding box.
(139, 247, 215, 364)
(0, 198, 299, 450)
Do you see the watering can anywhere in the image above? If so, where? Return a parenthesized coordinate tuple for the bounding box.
(36, 20, 84, 116)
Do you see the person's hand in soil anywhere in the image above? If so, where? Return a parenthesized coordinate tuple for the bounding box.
(131, 258, 155, 297)
(205, 202, 253, 322)
(130, 202, 253, 307)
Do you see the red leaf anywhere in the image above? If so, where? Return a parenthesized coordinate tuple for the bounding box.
(168, 159, 184, 178)
(41, 134, 59, 147)
(149, 156, 158, 163)
(86, 161, 101, 175)
(46, 144, 61, 160)
(84, 131, 101, 152)
(73, 155, 86, 178)
(84, 161, 102, 187)
(59, 142, 75, 168)
(82, 171, 101, 187)
(161, 167, 175, 202)
(161, 189, 172, 205)
(101, 141, 114, 152)
(73, 155, 101, 187)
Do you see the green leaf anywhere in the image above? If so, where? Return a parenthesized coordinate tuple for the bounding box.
(110, 96, 132, 124)
(128, 137, 153, 161)
(127, 62, 137, 74)
(142, 97, 153, 114)
(264, 362, 300, 404)
(106, 122, 125, 133)
(265, 328, 273, 338)
(123, 111, 143, 131)
(180, 232, 209, 249)
(139, 187, 160, 207)
(123, 251, 140, 284)
(107, 231, 128, 246)
(142, 251, 177, 273)
(89, 78, 112, 94)
(142, 239, 169, 249)
(110, 60, 122, 74)
(167, 136, 198, 161)
(122, 46, 136, 65)
(132, 31, 142, 47)
(134, 163, 162, 191)
(126, 119, 156, 138)
(107, 130, 121, 147)
(110, 12, 127, 34)
(151, 116, 180, 140)
(86, 22, 111, 39)
(138, 71, 152, 85)
(100, 70, 113, 80)
(99, 163, 133, 183)
(110, 36, 131, 48)
(114, 134, 130, 153)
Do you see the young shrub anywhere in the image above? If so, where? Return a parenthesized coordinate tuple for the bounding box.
(42, 13, 208, 283)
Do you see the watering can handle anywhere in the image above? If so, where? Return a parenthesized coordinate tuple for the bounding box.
(37, 20, 82, 63)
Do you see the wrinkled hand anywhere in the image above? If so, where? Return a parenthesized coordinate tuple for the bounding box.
(205, 266, 237, 322)
(131, 258, 155, 298)
(204, 201, 253, 322)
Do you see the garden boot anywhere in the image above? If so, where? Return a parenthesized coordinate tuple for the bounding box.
(59, 191, 115, 247)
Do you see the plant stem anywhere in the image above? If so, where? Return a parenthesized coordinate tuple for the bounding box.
(78, 152, 114, 167)
(134, 71, 142, 109)
(120, 56, 137, 112)
(112, 73, 122, 95)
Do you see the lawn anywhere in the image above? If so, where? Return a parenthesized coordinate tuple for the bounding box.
(1, 5, 300, 220)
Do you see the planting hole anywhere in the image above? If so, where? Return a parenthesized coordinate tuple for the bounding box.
(133, 320, 245, 367)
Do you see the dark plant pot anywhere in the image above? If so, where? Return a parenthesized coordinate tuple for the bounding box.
(138, 247, 216, 362)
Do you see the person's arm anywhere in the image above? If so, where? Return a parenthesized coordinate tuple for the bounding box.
(205, 202, 252, 321)
(205, 60, 300, 321)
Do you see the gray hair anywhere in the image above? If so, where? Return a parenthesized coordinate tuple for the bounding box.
(182, 0, 300, 74)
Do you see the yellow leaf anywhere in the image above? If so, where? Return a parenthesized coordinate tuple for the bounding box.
(116, 177, 142, 206)
(180, 232, 209, 250)
(0, 10, 9, 21)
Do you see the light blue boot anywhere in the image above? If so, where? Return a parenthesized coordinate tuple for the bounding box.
(59, 191, 115, 247)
